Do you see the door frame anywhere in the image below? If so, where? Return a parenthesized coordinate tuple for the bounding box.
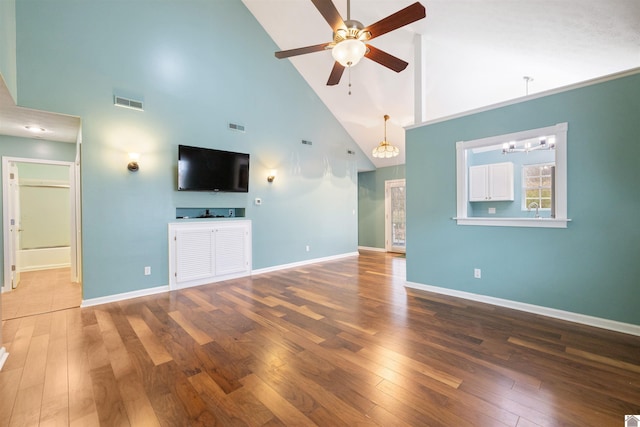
(2, 156, 81, 292)
(384, 178, 406, 253)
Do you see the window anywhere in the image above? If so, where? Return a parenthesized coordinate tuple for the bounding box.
(455, 122, 569, 228)
(522, 163, 554, 212)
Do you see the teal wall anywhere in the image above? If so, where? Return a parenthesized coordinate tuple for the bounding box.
(358, 164, 405, 249)
(406, 72, 640, 325)
(14, 0, 373, 299)
(0, 0, 17, 101)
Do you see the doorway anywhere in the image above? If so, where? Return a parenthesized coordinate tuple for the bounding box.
(1, 157, 81, 319)
(385, 179, 406, 253)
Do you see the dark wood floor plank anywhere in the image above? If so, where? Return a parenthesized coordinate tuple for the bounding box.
(2, 251, 639, 426)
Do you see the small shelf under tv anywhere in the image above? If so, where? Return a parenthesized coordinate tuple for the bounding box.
(176, 207, 245, 219)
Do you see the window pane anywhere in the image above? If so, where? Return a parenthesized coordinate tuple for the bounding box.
(526, 177, 541, 187)
(525, 167, 540, 177)
(541, 199, 552, 208)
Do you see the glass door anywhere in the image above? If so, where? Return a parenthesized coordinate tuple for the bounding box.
(385, 179, 406, 253)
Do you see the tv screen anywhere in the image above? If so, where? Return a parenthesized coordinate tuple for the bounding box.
(178, 145, 249, 192)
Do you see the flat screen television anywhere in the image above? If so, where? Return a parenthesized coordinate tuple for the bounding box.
(178, 145, 249, 192)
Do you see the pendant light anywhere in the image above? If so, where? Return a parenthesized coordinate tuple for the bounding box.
(372, 114, 399, 158)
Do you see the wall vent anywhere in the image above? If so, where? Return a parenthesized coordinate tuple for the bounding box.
(347, 149, 356, 155)
(114, 96, 144, 111)
(301, 140, 313, 146)
(228, 122, 246, 132)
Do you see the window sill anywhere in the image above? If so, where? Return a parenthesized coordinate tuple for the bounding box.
(454, 217, 570, 228)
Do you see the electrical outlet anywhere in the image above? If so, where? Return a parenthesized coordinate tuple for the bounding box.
(144, 266, 151, 276)
(229, 209, 234, 217)
(474, 268, 481, 279)
(306, 245, 310, 252)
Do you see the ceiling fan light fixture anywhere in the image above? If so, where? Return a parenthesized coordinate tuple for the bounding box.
(372, 114, 399, 158)
(331, 38, 366, 67)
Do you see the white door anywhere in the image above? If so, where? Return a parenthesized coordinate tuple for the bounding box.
(8, 162, 21, 289)
(385, 179, 406, 253)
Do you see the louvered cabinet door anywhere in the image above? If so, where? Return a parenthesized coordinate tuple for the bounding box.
(169, 220, 252, 290)
(175, 228, 215, 283)
(214, 226, 248, 276)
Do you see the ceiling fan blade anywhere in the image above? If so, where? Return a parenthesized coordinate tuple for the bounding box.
(365, 45, 408, 72)
(311, 0, 346, 31)
(365, 2, 426, 40)
(326, 62, 345, 85)
(275, 42, 333, 59)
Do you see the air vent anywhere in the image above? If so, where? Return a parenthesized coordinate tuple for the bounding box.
(114, 96, 144, 111)
(347, 149, 356, 155)
(301, 140, 313, 146)
(228, 122, 246, 132)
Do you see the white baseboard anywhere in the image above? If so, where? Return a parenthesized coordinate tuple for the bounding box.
(19, 247, 70, 272)
(252, 251, 359, 276)
(81, 253, 359, 308)
(20, 263, 71, 272)
(405, 281, 640, 337)
(358, 246, 386, 252)
(81, 285, 169, 308)
(0, 347, 8, 371)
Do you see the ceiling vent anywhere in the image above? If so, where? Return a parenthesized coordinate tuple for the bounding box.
(114, 96, 144, 111)
(228, 122, 246, 132)
(301, 140, 313, 146)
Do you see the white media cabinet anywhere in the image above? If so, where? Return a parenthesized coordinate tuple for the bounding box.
(168, 220, 252, 290)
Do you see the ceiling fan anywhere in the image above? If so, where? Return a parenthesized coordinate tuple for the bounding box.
(275, 0, 426, 86)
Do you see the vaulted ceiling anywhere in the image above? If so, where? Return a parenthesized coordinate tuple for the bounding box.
(2, 0, 639, 169)
(243, 0, 640, 167)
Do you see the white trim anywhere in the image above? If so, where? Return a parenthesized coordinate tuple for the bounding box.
(2, 157, 79, 293)
(358, 246, 386, 252)
(455, 123, 569, 228)
(407, 67, 640, 130)
(81, 285, 169, 308)
(405, 281, 640, 337)
(0, 347, 8, 370)
(453, 217, 570, 228)
(81, 252, 359, 307)
(385, 179, 406, 253)
(252, 252, 359, 276)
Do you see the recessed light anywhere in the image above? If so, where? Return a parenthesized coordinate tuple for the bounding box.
(25, 125, 46, 133)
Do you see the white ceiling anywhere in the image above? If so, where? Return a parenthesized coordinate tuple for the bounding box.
(243, 0, 640, 167)
(1, 1, 638, 167)
(0, 76, 80, 144)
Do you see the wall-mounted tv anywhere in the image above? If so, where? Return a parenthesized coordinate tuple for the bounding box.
(178, 145, 249, 192)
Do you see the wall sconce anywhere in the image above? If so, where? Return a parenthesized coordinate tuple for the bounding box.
(267, 169, 277, 183)
(127, 152, 140, 171)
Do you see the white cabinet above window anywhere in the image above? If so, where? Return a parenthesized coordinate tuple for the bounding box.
(469, 162, 514, 202)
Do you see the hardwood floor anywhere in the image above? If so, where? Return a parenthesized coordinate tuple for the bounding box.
(1, 251, 639, 426)
(1, 268, 81, 320)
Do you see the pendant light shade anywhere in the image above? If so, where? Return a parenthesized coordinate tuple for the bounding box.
(372, 115, 399, 158)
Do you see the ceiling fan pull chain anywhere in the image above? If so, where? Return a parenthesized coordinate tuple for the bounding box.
(348, 67, 352, 95)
